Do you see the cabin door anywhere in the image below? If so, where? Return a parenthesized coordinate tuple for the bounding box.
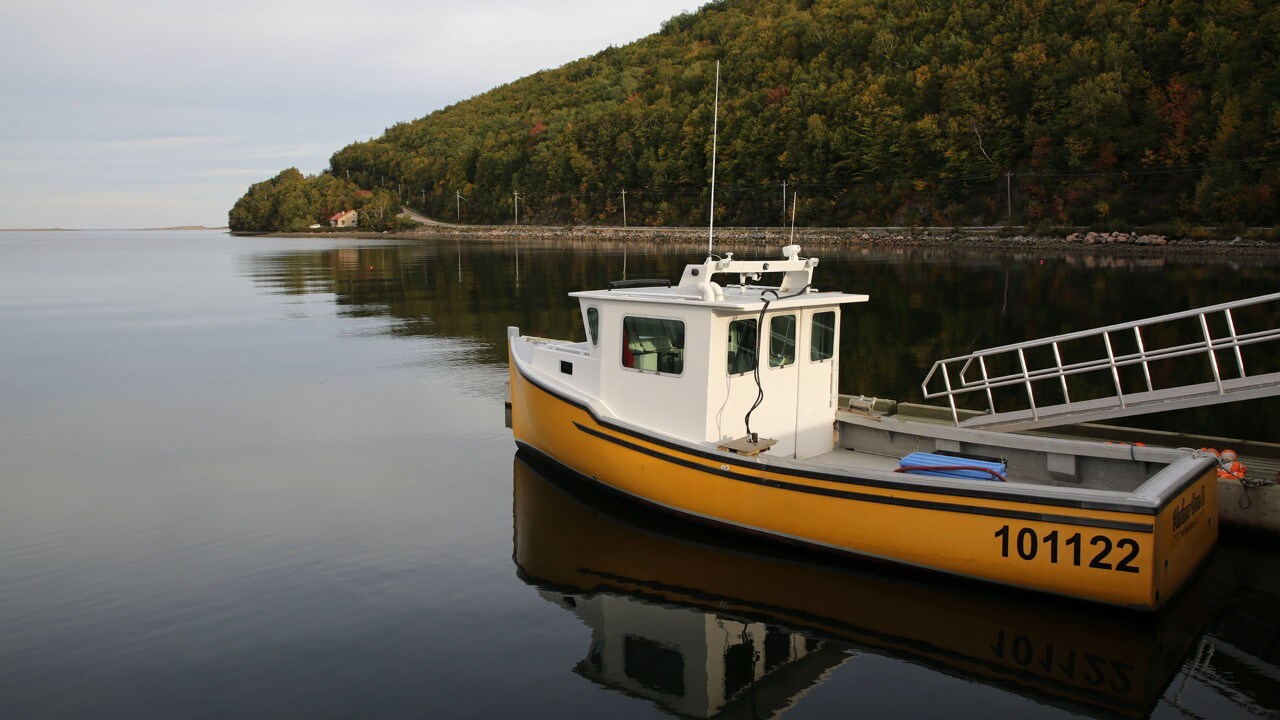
(794, 309, 839, 458)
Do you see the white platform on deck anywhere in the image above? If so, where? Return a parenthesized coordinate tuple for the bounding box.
(804, 449, 904, 474)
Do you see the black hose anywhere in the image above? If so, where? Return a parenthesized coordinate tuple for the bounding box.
(742, 284, 811, 443)
(743, 295, 771, 443)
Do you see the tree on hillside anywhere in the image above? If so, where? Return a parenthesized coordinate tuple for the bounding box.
(229, 169, 405, 232)
(237, 0, 1280, 230)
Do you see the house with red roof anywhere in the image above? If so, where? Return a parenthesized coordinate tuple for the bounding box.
(329, 209, 357, 228)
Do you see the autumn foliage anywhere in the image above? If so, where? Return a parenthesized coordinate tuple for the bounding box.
(237, 0, 1280, 230)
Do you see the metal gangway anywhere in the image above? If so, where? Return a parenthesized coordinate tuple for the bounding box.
(922, 292, 1280, 431)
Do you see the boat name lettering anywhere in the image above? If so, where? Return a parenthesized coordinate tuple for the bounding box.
(1171, 488, 1206, 532)
(994, 525, 1140, 573)
(989, 630, 1134, 693)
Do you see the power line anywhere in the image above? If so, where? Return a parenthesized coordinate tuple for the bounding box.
(384, 154, 1279, 223)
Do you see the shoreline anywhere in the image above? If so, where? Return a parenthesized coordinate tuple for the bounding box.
(252, 224, 1280, 255)
(1, 225, 227, 232)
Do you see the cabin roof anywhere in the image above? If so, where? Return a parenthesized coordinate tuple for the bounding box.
(570, 286, 867, 312)
(570, 246, 869, 312)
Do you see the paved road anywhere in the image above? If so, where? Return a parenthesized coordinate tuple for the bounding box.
(399, 207, 452, 226)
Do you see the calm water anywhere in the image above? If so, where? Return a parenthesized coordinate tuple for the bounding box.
(1, 229, 1277, 719)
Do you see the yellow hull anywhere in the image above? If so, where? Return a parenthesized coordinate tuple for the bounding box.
(509, 361, 1218, 610)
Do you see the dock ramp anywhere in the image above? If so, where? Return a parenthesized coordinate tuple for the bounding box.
(922, 292, 1280, 431)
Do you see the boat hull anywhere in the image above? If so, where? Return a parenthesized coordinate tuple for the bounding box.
(509, 356, 1218, 611)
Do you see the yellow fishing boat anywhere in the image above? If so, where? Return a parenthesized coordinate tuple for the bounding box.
(506, 243, 1219, 611)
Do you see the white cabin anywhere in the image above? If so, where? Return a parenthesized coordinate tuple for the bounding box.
(538, 246, 867, 459)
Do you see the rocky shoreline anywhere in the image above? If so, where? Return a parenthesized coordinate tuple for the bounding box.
(265, 224, 1280, 254)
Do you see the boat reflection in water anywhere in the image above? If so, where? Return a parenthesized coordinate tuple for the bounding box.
(512, 453, 1215, 719)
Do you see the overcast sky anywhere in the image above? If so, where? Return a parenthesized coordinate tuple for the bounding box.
(0, 0, 705, 229)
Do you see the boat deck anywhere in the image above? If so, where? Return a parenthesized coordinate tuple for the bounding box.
(808, 445, 1069, 481)
(836, 399, 1279, 534)
(806, 448, 903, 474)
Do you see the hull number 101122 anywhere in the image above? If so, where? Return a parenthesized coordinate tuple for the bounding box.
(994, 525, 1140, 573)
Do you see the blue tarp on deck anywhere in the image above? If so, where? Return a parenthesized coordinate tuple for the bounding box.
(898, 452, 1006, 482)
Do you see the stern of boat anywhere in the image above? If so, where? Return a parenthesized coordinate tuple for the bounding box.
(1151, 460, 1219, 608)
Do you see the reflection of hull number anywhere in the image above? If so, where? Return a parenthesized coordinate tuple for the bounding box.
(995, 526, 1140, 573)
(990, 630, 1134, 693)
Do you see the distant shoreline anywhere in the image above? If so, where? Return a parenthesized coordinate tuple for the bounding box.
(0, 226, 227, 232)
(251, 224, 1280, 255)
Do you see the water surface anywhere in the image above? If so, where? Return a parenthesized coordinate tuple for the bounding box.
(1, 230, 1276, 719)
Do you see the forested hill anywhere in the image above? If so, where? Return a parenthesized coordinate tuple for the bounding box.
(231, 0, 1280, 232)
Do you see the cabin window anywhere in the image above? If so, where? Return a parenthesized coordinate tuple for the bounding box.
(727, 318, 758, 375)
(586, 307, 599, 346)
(621, 316, 684, 375)
(769, 315, 796, 367)
(811, 311, 835, 361)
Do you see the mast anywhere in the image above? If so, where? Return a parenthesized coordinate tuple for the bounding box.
(708, 60, 720, 257)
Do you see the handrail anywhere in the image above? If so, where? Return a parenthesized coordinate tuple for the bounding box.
(944, 291, 1280, 355)
(951, 333, 1277, 391)
(527, 337, 593, 357)
(921, 292, 1280, 428)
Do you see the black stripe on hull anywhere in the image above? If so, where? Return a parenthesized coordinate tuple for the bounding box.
(571, 422, 1155, 534)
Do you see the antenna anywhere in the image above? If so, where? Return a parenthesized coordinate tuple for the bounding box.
(707, 60, 720, 256)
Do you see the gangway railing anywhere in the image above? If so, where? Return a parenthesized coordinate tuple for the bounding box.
(921, 292, 1280, 431)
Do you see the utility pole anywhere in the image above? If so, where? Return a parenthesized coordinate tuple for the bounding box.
(1005, 171, 1013, 225)
(789, 191, 798, 242)
(781, 180, 788, 228)
(513, 190, 521, 225)
(456, 191, 467, 222)
(621, 189, 627, 228)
